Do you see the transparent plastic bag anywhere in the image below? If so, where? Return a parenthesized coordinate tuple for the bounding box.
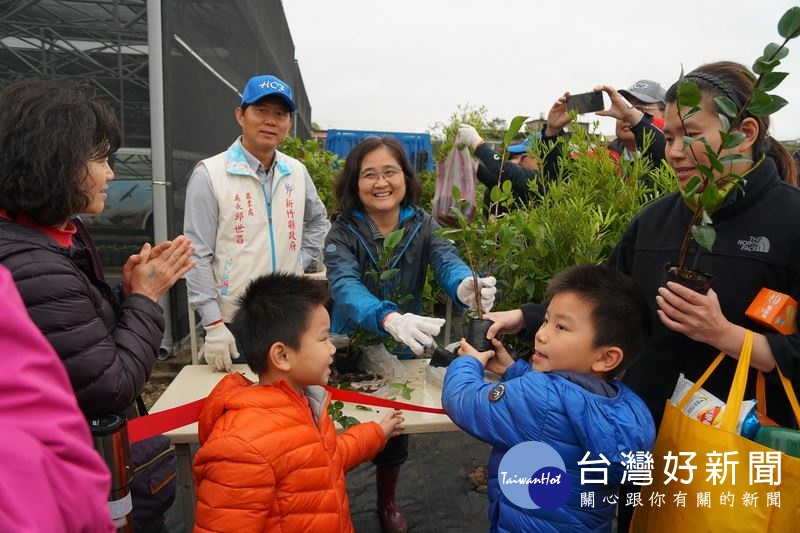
(358, 344, 406, 397)
(432, 147, 477, 227)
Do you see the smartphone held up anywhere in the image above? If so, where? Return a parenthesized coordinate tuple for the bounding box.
(566, 91, 604, 114)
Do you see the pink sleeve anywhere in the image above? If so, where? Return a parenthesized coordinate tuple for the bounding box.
(0, 266, 114, 532)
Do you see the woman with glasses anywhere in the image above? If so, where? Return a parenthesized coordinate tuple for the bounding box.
(324, 136, 495, 532)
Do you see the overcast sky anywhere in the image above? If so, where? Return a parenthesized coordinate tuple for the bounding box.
(283, 0, 800, 141)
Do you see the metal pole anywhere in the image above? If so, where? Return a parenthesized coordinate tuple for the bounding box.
(146, 0, 173, 354)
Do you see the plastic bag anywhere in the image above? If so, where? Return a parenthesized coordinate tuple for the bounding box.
(432, 147, 478, 227)
(670, 373, 756, 435)
(357, 344, 406, 398)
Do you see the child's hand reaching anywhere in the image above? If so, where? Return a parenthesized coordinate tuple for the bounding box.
(379, 409, 404, 440)
(458, 338, 495, 366)
(485, 338, 515, 375)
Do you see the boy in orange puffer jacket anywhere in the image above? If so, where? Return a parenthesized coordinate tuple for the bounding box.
(192, 272, 404, 532)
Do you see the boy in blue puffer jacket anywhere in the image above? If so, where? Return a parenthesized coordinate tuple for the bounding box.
(442, 264, 656, 532)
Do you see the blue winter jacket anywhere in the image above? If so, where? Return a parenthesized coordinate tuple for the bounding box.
(324, 206, 471, 337)
(443, 357, 656, 532)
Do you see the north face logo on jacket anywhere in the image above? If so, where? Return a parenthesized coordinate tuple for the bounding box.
(737, 236, 771, 253)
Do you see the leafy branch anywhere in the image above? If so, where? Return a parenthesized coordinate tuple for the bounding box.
(674, 6, 800, 273)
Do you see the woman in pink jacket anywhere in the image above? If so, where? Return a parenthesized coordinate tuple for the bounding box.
(0, 265, 114, 532)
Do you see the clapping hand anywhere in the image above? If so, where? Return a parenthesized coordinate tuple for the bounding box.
(127, 235, 195, 302)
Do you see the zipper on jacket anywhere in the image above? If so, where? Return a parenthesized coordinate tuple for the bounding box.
(260, 168, 290, 273)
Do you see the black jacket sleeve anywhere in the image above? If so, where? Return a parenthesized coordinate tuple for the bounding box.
(630, 114, 666, 170)
(473, 143, 538, 203)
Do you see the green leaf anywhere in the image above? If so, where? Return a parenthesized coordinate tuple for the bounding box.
(747, 89, 772, 116)
(750, 94, 788, 116)
(696, 164, 714, 180)
(402, 387, 412, 400)
(717, 113, 730, 133)
(713, 96, 738, 118)
(701, 211, 713, 225)
(389, 382, 405, 389)
(757, 71, 789, 91)
(384, 228, 404, 250)
(720, 131, 746, 149)
(355, 405, 373, 411)
(691, 225, 716, 252)
(701, 180, 720, 211)
(451, 186, 462, 202)
(682, 135, 696, 148)
(718, 153, 752, 165)
(379, 268, 399, 281)
(677, 81, 702, 108)
(339, 416, 361, 429)
(502, 115, 529, 148)
(489, 185, 504, 203)
(763, 42, 790, 62)
(753, 58, 780, 75)
(682, 106, 702, 120)
(704, 145, 723, 173)
(333, 401, 344, 409)
(684, 176, 701, 196)
(778, 6, 800, 39)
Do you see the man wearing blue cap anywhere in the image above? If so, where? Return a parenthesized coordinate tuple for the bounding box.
(456, 125, 541, 210)
(185, 74, 328, 372)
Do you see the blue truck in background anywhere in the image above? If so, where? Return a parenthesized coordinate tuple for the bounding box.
(325, 129, 434, 173)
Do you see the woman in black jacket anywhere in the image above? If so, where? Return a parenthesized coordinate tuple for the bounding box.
(0, 77, 195, 532)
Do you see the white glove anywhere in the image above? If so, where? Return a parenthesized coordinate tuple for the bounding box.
(199, 322, 238, 372)
(456, 124, 483, 150)
(457, 276, 497, 313)
(383, 312, 446, 356)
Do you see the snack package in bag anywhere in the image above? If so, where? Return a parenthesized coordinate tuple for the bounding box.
(432, 147, 477, 227)
(670, 373, 756, 435)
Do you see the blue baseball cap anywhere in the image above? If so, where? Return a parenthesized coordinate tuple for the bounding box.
(507, 138, 532, 154)
(241, 75, 296, 112)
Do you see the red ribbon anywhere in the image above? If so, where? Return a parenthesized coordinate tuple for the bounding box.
(128, 399, 205, 444)
(325, 386, 446, 414)
(127, 386, 446, 444)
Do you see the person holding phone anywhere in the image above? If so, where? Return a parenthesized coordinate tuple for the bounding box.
(541, 80, 667, 183)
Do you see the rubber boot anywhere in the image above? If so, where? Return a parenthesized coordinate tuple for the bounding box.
(376, 465, 408, 533)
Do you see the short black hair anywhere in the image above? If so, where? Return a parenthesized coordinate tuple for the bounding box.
(333, 137, 421, 215)
(230, 272, 331, 375)
(545, 264, 651, 378)
(0, 77, 121, 226)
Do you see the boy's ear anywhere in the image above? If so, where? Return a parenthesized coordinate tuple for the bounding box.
(267, 342, 291, 372)
(592, 346, 623, 374)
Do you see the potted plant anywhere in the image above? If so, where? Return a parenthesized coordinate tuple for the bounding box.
(437, 116, 532, 351)
(665, 7, 800, 292)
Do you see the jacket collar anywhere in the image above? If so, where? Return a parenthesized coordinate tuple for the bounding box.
(198, 373, 330, 444)
(224, 138, 292, 179)
(709, 157, 778, 221)
(351, 204, 417, 224)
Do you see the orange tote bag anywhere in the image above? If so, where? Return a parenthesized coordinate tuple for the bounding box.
(630, 330, 800, 532)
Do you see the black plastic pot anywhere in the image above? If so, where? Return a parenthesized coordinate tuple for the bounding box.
(662, 263, 713, 294)
(465, 318, 495, 352)
(430, 346, 458, 368)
